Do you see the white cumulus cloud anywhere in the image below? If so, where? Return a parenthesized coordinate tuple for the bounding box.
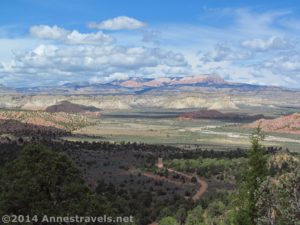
(262, 53, 300, 73)
(241, 36, 294, 51)
(30, 25, 113, 45)
(198, 43, 252, 63)
(0, 41, 189, 87)
(88, 16, 146, 30)
(30, 25, 68, 40)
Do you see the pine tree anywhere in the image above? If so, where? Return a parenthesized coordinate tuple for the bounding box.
(234, 127, 267, 225)
(0, 144, 109, 221)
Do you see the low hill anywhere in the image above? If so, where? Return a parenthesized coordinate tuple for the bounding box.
(179, 109, 264, 121)
(0, 119, 68, 136)
(246, 113, 300, 134)
(0, 110, 93, 131)
(46, 101, 101, 115)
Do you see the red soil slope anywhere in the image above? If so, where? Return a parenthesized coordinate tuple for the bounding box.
(245, 113, 300, 134)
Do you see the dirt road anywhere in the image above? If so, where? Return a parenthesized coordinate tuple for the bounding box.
(166, 168, 208, 201)
(146, 167, 208, 225)
(143, 167, 208, 201)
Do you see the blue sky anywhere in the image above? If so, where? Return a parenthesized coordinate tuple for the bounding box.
(0, 0, 300, 87)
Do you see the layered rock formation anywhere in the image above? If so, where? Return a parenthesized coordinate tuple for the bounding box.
(246, 113, 300, 134)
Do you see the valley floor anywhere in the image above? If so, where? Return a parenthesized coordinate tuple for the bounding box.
(69, 110, 300, 153)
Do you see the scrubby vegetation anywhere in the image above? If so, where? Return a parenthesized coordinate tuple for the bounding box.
(0, 144, 121, 225)
(0, 129, 298, 225)
(0, 110, 94, 131)
(157, 128, 300, 225)
(166, 157, 246, 181)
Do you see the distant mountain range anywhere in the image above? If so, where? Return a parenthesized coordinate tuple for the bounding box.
(2, 74, 286, 95)
(116, 74, 226, 88)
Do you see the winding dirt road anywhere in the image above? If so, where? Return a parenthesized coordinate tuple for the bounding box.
(166, 168, 208, 201)
(143, 167, 208, 201)
(146, 167, 208, 225)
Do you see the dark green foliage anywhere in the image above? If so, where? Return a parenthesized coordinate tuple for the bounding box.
(166, 157, 246, 181)
(234, 127, 268, 225)
(0, 138, 294, 225)
(0, 144, 110, 224)
(159, 216, 179, 225)
(95, 179, 192, 225)
(185, 205, 204, 225)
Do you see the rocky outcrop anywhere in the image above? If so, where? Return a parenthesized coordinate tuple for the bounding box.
(0, 111, 93, 131)
(246, 113, 300, 134)
(0, 119, 68, 136)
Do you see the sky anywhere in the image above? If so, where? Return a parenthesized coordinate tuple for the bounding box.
(0, 0, 300, 88)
